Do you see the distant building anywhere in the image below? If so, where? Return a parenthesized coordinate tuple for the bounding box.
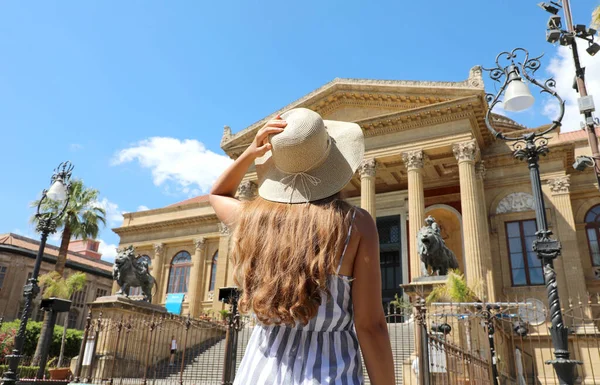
(0, 233, 113, 329)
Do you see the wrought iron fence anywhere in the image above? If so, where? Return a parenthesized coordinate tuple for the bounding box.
(72, 312, 227, 385)
(56, 293, 600, 385)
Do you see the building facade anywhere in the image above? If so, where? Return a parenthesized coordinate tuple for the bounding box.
(0, 233, 114, 329)
(113, 66, 600, 314)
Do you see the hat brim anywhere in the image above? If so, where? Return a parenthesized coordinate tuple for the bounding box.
(255, 120, 364, 204)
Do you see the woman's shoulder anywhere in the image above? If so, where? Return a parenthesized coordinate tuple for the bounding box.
(350, 207, 377, 236)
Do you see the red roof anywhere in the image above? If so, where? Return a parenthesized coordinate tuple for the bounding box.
(559, 127, 600, 142)
(168, 194, 210, 207)
(0, 233, 113, 273)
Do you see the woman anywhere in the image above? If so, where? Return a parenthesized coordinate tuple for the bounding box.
(209, 108, 395, 385)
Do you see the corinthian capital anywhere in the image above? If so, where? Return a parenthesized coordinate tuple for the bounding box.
(453, 140, 479, 163)
(237, 180, 258, 201)
(548, 176, 570, 195)
(358, 159, 377, 177)
(153, 243, 164, 255)
(218, 222, 230, 236)
(194, 237, 206, 250)
(402, 150, 424, 170)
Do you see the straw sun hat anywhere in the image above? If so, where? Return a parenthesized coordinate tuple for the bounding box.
(255, 108, 364, 204)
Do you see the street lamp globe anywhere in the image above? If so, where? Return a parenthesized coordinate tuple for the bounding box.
(46, 178, 68, 203)
(503, 66, 535, 112)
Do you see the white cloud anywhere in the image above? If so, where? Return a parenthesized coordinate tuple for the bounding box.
(98, 239, 118, 262)
(70, 143, 83, 151)
(113, 137, 233, 195)
(94, 198, 125, 227)
(137, 205, 150, 211)
(544, 39, 600, 132)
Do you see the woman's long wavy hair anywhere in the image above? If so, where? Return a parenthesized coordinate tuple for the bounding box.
(231, 194, 353, 326)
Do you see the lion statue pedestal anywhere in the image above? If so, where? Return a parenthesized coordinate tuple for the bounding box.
(401, 276, 448, 302)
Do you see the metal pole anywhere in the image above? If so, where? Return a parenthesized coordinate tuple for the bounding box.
(562, 0, 600, 189)
(482, 306, 500, 385)
(73, 311, 92, 383)
(414, 298, 430, 385)
(36, 308, 59, 379)
(1, 230, 49, 385)
(520, 134, 579, 385)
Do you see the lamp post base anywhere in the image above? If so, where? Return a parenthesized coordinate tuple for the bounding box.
(545, 358, 582, 385)
(1, 354, 22, 385)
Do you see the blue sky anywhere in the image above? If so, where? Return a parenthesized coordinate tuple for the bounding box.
(0, 1, 598, 261)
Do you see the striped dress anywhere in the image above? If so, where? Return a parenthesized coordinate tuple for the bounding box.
(234, 210, 364, 385)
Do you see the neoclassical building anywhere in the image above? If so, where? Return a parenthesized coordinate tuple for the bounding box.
(113, 66, 600, 319)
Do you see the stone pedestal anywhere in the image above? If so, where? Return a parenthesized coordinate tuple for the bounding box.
(401, 276, 448, 301)
(90, 295, 168, 316)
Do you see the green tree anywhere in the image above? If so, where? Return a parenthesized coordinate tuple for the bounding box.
(31, 179, 106, 275)
(32, 272, 86, 368)
(593, 6, 600, 28)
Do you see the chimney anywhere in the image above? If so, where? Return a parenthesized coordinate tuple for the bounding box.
(68, 239, 102, 260)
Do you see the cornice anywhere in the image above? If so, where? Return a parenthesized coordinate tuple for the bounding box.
(113, 214, 219, 236)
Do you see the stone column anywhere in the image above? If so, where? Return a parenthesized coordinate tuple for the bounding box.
(237, 180, 258, 201)
(402, 150, 426, 281)
(152, 243, 166, 305)
(188, 237, 206, 318)
(359, 159, 377, 219)
(212, 222, 231, 310)
(475, 162, 496, 302)
(547, 176, 588, 305)
(453, 140, 486, 296)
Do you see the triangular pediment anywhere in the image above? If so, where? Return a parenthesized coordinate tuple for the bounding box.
(221, 67, 489, 155)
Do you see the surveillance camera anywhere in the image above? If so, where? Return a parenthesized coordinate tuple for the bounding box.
(587, 43, 600, 56)
(573, 156, 595, 171)
(547, 15, 562, 29)
(546, 29, 562, 44)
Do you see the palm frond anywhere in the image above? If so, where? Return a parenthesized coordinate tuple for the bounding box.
(39, 271, 87, 299)
(593, 6, 600, 28)
(64, 272, 87, 296)
(426, 270, 478, 304)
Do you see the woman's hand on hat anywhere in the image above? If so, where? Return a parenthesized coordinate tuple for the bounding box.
(247, 116, 286, 158)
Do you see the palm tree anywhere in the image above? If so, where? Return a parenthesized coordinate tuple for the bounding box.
(31, 179, 106, 275)
(33, 272, 87, 370)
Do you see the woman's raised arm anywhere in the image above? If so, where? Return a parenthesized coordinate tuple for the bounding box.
(209, 117, 286, 225)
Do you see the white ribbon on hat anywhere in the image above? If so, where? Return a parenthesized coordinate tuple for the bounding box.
(281, 172, 322, 204)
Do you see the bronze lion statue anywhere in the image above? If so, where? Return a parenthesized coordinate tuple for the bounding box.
(113, 246, 157, 302)
(417, 216, 459, 276)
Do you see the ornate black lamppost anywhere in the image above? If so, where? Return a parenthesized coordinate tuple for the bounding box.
(1, 161, 73, 385)
(483, 48, 581, 385)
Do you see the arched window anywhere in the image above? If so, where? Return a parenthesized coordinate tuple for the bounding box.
(208, 251, 218, 292)
(167, 251, 192, 294)
(130, 255, 152, 296)
(585, 205, 600, 266)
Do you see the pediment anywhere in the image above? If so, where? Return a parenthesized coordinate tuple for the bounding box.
(221, 67, 487, 155)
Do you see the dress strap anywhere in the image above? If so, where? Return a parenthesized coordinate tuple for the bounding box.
(337, 208, 357, 274)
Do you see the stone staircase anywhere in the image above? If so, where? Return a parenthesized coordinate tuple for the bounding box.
(156, 321, 415, 385)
